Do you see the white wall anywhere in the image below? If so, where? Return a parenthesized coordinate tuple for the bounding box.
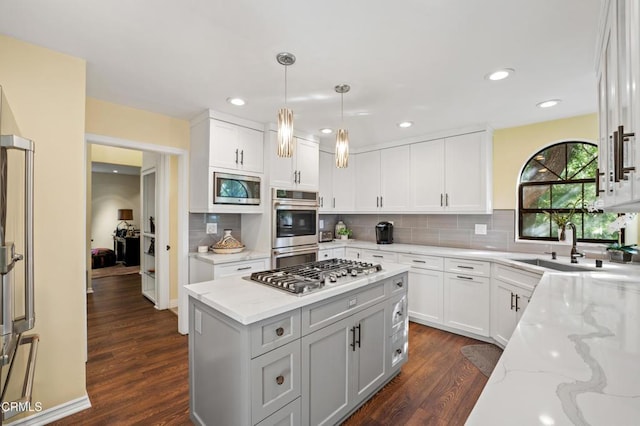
(91, 171, 140, 249)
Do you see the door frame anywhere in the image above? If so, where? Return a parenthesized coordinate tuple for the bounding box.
(84, 133, 189, 334)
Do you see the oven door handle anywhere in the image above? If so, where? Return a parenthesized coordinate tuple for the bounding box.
(273, 201, 319, 208)
(273, 246, 319, 256)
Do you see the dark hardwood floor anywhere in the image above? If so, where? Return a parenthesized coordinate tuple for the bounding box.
(54, 274, 488, 425)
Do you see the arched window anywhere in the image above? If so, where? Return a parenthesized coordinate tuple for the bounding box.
(518, 141, 619, 243)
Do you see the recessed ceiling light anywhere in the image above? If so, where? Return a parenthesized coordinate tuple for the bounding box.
(485, 68, 514, 81)
(537, 99, 561, 108)
(397, 121, 413, 128)
(320, 128, 333, 134)
(226, 97, 246, 106)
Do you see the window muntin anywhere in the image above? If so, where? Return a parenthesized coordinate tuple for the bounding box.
(518, 142, 619, 243)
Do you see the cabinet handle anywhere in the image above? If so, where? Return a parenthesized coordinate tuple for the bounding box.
(510, 292, 515, 310)
(412, 259, 427, 264)
(320, 197, 323, 207)
(356, 324, 361, 348)
(376, 196, 379, 207)
(350, 326, 357, 351)
(395, 280, 404, 288)
(380, 196, 383, 207)
(372, 255, 383, 258)
(395, 348, 403, 355)
(333, 197, 336, 208)
(515, 294, 521, 312)
(276, 375, 285, 385)
(440, 193, 443, 207)
(298, 170, 301, 183)
(457, 265, 474, 270)
(613, 130, 620, 183)
(275, 327, 284, 337)
(235, 148, 239, 164)
(618, 125, 636, 180)
(595, 168, 605, 195)
(445, 193, 449, 207)
(236, 266, 252, 271)
(456, 275, 473, 280)
(240, 149, 244, 165)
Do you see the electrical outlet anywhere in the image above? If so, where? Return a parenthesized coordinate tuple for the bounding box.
(475, 224, 487, 235)
(319, 219, 325, 229)
(206, 223, 218, 234)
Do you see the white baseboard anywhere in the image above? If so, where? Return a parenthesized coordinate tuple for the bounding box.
(10, 395, 91, 426)
(169, 298, 179, 309)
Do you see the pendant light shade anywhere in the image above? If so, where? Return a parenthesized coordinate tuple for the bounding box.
(276, 52, 296, 158)
(335, 84, 351, 168)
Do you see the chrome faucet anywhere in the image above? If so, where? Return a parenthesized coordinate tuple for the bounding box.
(566, 222, 584, 264)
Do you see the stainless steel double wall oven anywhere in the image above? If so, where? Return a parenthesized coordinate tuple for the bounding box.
(271, 188, 319, 268)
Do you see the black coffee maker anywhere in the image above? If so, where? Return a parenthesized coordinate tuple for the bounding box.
(376, 221, 394, 244)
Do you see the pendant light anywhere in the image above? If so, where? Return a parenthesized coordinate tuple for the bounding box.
(276, 52, 296, 157)
(335, 84, 350, 168)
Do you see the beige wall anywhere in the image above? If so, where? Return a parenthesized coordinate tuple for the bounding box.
(492, 113, 598, 209)
(85, 98, 189, 303)
(91, 145, 142, 166)
(0, 34, 87, 413)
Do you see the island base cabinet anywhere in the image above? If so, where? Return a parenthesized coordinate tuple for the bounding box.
(443, 273, 490, 337)
(256, 398, 301, 426)
(302, 302, 387, 426)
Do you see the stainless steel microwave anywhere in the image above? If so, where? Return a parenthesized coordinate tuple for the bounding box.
(213, 172, 261, 205)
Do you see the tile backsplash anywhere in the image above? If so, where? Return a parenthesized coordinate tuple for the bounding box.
(320, 210, 610, 258)
(189, 213, 241, 252)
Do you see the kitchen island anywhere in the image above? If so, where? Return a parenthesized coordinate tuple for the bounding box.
(185, 261, 410, 426)
(466, 271, 640, 425)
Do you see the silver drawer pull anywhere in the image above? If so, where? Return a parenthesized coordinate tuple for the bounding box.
(456, 275, 474, 280)
(395, 348, 402, 355)
(458, 265, 474, 269)
(276, 375, 285, 385)
(275, 327, 284, 337)
(372, 255, 383, 258)
(236, 266, 252, 271)
(412, 260, 426, 263)
(395, 281, 403, 288)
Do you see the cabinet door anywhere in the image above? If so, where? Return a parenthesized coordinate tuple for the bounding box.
(237, 126, 264, 174)
(319, 151, 333, 212)
(345, 248, 361, 259)
(407, 269, 444, 325)
(351, 304, 387, 403)
(270, 132, 296, 189)
(444, 132, 489, 212)
(443, 273, 490, 336)
(295, 138, 319, 191)
(380, 145, 410, 211)
(355, 151, 381, 211)
(333, 155, 356, 211)
(301, 318, 350, 426)
(410, 139, 445, 211)
(491, 279, 518, 347)
(630, 0, 640, 201)
(210, 120, 241, 170)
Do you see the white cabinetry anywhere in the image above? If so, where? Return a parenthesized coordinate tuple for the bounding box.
(410, 132, 492, 213)
(318, 246, 346, 260)
(360, 249, 398, 263)
(318, 151, 333, 212)
(596, 0, 640, 207)
(491, 264, 541, 347)
(189, 110, 264, 212)
(443, 258, 491, 337)
(354, 146, 410, 212)
(269, 133, 319, 191)
(398, 253, 444, 325)
(188, 256, 270, 284)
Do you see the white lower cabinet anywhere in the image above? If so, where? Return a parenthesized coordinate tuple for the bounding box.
(399, 253, 444, 325)
(360, 249, 398, 263)
(443, 272, 490, 337)
(318, 247, 346, 260)
(188, 256, 269, 283)
(491, 264, 541, 347)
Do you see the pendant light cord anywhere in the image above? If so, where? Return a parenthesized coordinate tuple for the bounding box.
(284, 66, 288, 107)
(341, 92, 344, 125)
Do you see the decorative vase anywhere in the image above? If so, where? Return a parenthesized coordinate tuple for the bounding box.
(340, 234, 348, 240)
(609, 251, 632, 263)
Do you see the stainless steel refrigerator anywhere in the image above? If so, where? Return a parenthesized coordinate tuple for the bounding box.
(0, 107, 38, 420)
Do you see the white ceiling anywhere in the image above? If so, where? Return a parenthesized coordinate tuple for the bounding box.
(0, 0, 603, 149)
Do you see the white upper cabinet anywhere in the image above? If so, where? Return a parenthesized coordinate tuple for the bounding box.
(410, 131, 492, 213)
(269, 132, 319, 191)
(354, 146, 410, 212)
(318, 151, 333, 212)
(209, 120, 264, 174)
(596, 0, 640, 208)
(189, 110, 264, 213)
(319, 150, 356, 212)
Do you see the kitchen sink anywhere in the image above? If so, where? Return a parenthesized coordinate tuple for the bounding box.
(509, 258, 595, 272)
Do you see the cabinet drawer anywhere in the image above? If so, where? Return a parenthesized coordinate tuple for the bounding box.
(361, 249, 398, 263)
(251, 340, 301, 424)
(389, 293, 408, 335)
(302, 281, 386, 335)
(398, 253, 444, 271)
(389, 329, 408, 370)
(255, 397, 301, 426)
(345, 248, 362, 259)
(444, 258, 490, 277)
(251, 310, 301, 358)
(214, 259, 269, 279)
(387, 273, 407, 295)
(493, 264, 541, 291)
(318, 249, 333, 260)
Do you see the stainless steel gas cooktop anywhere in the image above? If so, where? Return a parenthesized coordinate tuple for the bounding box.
(249, 258, 383, 295)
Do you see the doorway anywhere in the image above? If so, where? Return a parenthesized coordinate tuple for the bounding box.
(84, 133, 189, 334)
